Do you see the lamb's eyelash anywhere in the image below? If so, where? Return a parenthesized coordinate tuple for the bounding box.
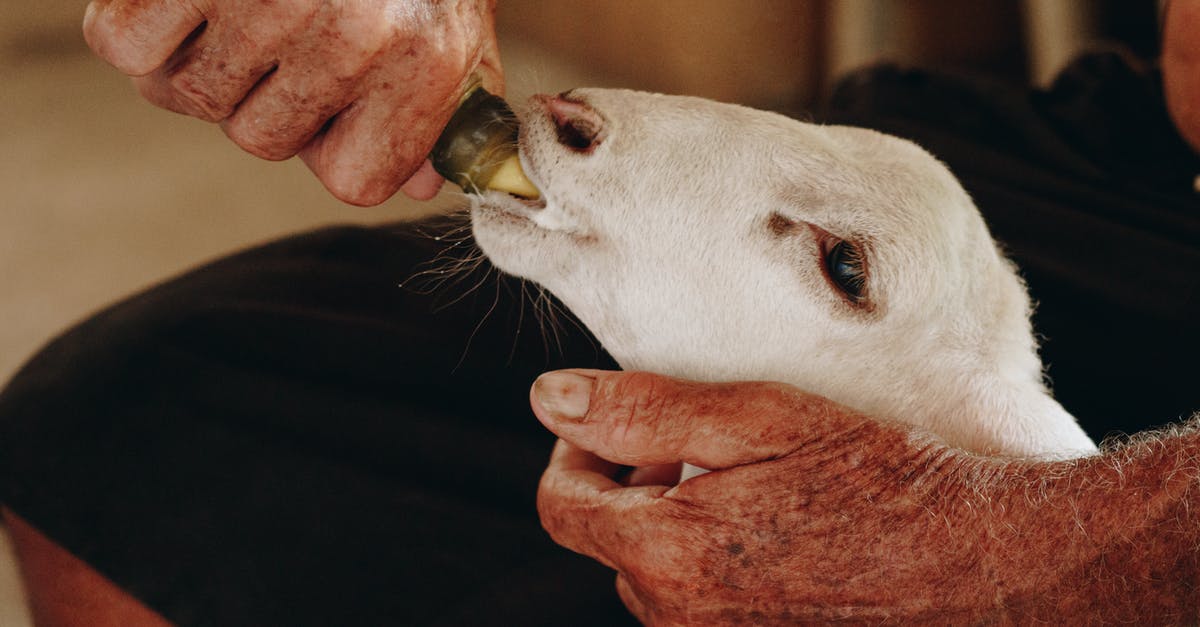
(768, 214, 872, 306)
(826, 240, 868, 302)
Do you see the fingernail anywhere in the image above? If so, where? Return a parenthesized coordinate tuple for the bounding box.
(534, 371, 594, 421)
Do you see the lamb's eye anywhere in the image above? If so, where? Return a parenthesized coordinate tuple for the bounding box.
(825, 240, 866, 302)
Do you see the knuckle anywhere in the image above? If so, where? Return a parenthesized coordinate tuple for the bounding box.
(83, 2, 174, 76)
(313, 10, 393, 76)
(602, 372, 675, 453)
(534, 476, 592, 554)
(534, 472, 568, 521)
(83, 7, 145, 74)
(534, 486, 565, 538)
(81, 3, 112, 50)
(611, 371, 669, 415)
(537, 485, 573, 542)
(320, 167, 392, 207)
(225, 121, 293, 161)
(167, 73, 232, 121)
(325, 38, 381, 79)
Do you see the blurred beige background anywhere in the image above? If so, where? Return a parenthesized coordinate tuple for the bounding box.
(0, 1, 1159, 624)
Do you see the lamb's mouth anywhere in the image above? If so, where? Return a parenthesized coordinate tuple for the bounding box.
(474, 149, 549, 224)
(488, 182, 546, 211)
(476, 190, 543, 225)
(474, 186, 592, 243)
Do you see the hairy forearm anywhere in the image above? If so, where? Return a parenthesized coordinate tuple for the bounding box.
(989, 421, 1200, 622)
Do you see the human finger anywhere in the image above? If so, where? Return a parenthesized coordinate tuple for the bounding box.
(132, 21, 284, 123)
(217, 3, 393, 160)
(218, 62, 362, 161)
(83, 0, 207, 76)
(536, 440, 678, 573)
(615, 574, 652, 624)
(399, 160, 446, 201)
(530, 369, 863, 471)
(293, 4, 503, 205)
(296, 84, 461, 206)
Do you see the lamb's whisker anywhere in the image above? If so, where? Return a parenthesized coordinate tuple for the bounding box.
(454, 264, 503, 372)
(542, 287, 599, 358)
(400, 214, 486, 297)
(536, 285, 566, 359)
(431, 255, 496, 313)
(507, 278, 538, 364)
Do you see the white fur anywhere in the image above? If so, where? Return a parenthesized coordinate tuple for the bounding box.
(471, 88, 1097, 459)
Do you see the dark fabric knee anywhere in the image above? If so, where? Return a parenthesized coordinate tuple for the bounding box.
(0, 222, 627, 626)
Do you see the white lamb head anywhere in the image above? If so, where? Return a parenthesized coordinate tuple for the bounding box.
(470, 88, 1096, 459)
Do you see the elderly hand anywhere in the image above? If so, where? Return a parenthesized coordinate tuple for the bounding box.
(531, 369, 1200, 624)
(83, 0, 502, 205)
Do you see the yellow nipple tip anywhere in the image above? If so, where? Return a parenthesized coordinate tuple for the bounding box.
(486, 155, 540, 199)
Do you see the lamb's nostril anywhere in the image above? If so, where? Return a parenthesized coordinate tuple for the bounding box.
(544, 94, 603, 152)
(556, 117, 598, 151)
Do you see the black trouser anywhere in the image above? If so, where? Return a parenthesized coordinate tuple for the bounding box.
(0, 223, 632, 625)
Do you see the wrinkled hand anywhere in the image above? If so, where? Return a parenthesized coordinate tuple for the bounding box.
(529, 369, 1166, 625)
(83, 0, 503, 205)
(529, 369, 1012, 624)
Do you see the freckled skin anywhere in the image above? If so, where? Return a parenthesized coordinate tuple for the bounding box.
(533, 370, 1200, 624)
(82, 0, 502, 205)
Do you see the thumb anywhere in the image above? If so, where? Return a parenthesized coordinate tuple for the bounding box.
(530, 369, 862, 470)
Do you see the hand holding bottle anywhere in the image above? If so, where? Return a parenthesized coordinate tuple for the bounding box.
(83, 0, 504, 205)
